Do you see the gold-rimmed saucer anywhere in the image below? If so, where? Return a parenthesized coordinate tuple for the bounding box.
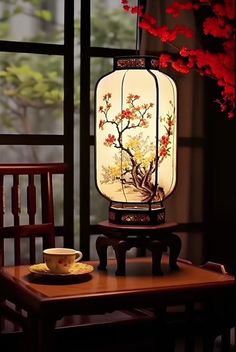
(29, 262, 94, 278)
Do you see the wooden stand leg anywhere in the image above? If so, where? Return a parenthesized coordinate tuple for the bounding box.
(96, 236, 129, 275)
(168, 233, 182, 271)
(113, 240, 128, 276)
(148, 240, 164, 276)
(96, 235, 109, 271)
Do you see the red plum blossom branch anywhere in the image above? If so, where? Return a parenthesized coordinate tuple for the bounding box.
(120, 0, 235, 118)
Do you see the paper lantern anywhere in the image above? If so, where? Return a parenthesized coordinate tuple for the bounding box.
(95, 56, 177, 225)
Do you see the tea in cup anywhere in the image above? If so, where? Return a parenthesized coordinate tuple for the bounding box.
(43, 248, 83, 274)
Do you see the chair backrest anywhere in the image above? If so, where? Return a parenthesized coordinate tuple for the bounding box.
(0, 163, 67, 266)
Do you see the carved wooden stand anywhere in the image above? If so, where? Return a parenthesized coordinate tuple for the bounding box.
(96, 221, 181, 276)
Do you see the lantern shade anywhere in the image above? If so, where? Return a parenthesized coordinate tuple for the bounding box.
(95, 57, 177, 225)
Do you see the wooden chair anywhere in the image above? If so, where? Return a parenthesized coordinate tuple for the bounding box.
(0, 163, 67, 347)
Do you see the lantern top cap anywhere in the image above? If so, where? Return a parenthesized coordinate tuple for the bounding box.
(114, 56, 159, 70)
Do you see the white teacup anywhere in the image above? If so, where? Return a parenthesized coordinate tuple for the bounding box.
(43, 248, 83, 274)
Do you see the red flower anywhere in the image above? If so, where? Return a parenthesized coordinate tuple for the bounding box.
(121, 109, 133, 119)
(103, 93, 111, 101)
(159, 54, 172, 68)
(122, 5, 130, 12)
(131, 6, 143, 16)
(172, 59, 190, 74)
(99, 119, 105, 130)
(127, 93, 140, 103)
(213, 3, 226, 17)
(203, 17, 233, 38)
(120, 0, 235, 118)
(161, 135, 170, 146)
(143, 13, 157, 25)
(160, 146, 168, 158)
(140, 118, 148, 127)
(166, 1, 199, 19)
(139, 20, 151, 30)
(180, 46, 189, 57)
(104, 134, 116, 147)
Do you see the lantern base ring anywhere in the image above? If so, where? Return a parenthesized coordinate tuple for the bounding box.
(108, 203, 165, 225)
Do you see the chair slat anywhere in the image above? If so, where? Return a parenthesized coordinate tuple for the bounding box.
(11, 175, 20, 226)
(41, 172, 54, 224)
(27, 174, 36, 224)
(0, 175, 4, 266)
(27, 174, 36, 263)
(0, 175, 4, 227)
(11, 176, 21, 265)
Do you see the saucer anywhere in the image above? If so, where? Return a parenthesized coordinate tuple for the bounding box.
(29, 262, 94, 278)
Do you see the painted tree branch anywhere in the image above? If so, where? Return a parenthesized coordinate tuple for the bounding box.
(98, 93, 173, 202)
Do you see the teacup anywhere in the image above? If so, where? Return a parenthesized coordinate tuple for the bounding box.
(43, 248, 83, 274)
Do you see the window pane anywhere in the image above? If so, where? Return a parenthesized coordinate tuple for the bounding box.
(0, 53, 63, 134)
(90, 57, 113, 135)
(0, 0, 64, 44)
(91, 0, 137, 49)
(0, 145, 63, 163)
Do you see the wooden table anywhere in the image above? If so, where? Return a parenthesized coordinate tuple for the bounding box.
(0, 256, 234, 352)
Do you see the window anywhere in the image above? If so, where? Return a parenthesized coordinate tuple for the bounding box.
(0, 0, 74, 247)
(1, 1, 207, 264)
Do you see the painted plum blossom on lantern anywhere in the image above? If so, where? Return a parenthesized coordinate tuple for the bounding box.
(98, 92, 174, 202)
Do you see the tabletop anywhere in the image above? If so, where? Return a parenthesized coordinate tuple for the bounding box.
(0, 256, 234, 317)
(0, 256, 234, 352)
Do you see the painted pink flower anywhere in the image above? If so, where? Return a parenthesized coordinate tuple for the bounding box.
(160, 146, 168, 158)
(104, 134, 116, 146)
(121, 109, 133, 119)
(161, 135, 170, 146)
(99, 119, 105, 130)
